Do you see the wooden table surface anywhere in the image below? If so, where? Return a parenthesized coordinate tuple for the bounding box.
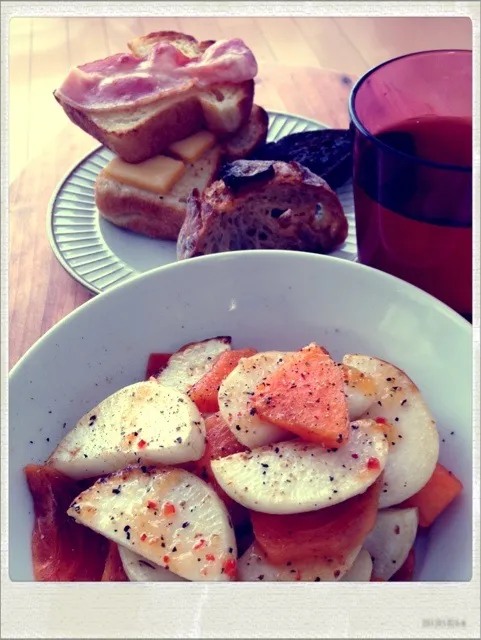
(8, 16, 472, 369)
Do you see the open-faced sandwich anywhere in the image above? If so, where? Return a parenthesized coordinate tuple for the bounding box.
(55, 30, 352, 256)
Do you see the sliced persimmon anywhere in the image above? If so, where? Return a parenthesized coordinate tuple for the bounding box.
(101, 542, 129, 582)
(145, 353, 171, 379)
(250, 476, 382, 565)
(252, 343, 349, 449)
(24, 464, 108, 581)
(189, 348, 257, 413)
(399, 462, 463, 527)
(191, 412, 249, 525)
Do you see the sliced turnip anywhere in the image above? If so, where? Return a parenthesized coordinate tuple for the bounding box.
(237, 542, 361, 582)
(342, 364, 377, 420)
(211, 419, 388, 514)
(117, 545, 186, 582)
(157, 337, 231, 392)
(218, 351, 293, 448)
(341, 548, 373, 582)
(48, 381, 206, 480)
(363, 507, 419, 581)
(343, 355, 439, 508)
(67, 465, 237, 581)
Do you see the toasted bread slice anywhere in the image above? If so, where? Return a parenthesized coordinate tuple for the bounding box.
(128, 30, 215, 58)
(55, 31, 255, 164)
(177, 160, 348, 259)
(96, 146, 222, 240)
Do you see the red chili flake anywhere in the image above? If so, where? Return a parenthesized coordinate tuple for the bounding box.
(367, 457, 380, 470)
(163, 555, 170, 564)
(351, 453, 359, 459)
(223, 558, 237, 579)
(138, 439, 147, 449)
(162, 502, 176, 517)
(206, 553, 216, 562)
(375, 417, 387, 424)
(193, 539, 206, 551)
(147, 500, 158, 510)
(140, 533, 147, 541)
(394, 525, 400, 535)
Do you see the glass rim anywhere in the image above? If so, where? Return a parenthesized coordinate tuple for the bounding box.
(348, 49, 473, 173)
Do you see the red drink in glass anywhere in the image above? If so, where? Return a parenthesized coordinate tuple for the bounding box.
(349, 50, 472, 318)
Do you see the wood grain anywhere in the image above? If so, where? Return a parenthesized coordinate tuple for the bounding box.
(8, 17, 472, 368)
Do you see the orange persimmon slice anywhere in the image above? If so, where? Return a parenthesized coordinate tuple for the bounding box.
(400, 462, 463, 528)
(250, 476, 382, 565)
(101, 542, 129, 582)
(24, 464, 109, 581)
(191, 412, 250, 526)
(252, 343, 349, 449)
(189, 348, 257, 413)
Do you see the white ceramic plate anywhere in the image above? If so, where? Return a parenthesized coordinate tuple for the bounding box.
(48, 111, 357, 293)
(9, 251, 472, 581)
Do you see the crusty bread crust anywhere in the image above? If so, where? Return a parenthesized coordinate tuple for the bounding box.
(177, 160, 349, 259)
(221, 104, 269, 160)
(128, 31, 215, 58)
(96, 146, 222, 240)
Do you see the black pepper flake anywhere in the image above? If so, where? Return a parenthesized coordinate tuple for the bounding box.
(274, 447, 280, 454)
(228, 547, 233, 553)
(182, 521, 190, 528)
(314, 577, 321, 582)
(172, 546, 177, 552)
(176, 437, 183, 444)
(62, 422, 67, 429)
(124, 525, 131, 540)
(112, 486, 122, 495)
(401, 399, 407, 406)
(333, 489, 338, 494)
(377, 401, 382, 406)
(386, 377, 392, 381)
(450, 431, 455, 435)
(258, 575, 265, 580)
(336, 434, 343, 444)
(394, 417, 399, 422)
(46, 438, 50, 442)
(235, 425, 241, 431)
(83, 454, 88, 458)
(333, 570, 341, 578)
(88, 414, 97, 426)
(249, 407, 257, 416)
(29, 440, 34, 444)
(141, 465, 148, 473)
(261, 463, 269, 468)
(351, 424, 359, 430)
(329, 476, 334, 481)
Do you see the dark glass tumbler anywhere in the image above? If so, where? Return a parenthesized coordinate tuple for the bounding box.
(349, 50, 472, 318)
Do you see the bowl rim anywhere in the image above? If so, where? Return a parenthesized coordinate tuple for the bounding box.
(9, 250, 472, 378)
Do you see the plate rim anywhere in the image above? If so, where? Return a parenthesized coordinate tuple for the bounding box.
(47, 110, 353, 295)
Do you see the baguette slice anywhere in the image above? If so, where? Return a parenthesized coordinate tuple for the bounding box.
(96, 146, 222, 240)
(177, 160, 348, 259)
(54, 31, 255, 163)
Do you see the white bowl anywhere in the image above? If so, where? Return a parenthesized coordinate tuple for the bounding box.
(9, 250, 472, 581)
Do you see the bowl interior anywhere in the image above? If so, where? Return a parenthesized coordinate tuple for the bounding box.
(9, 251, 472, 581)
